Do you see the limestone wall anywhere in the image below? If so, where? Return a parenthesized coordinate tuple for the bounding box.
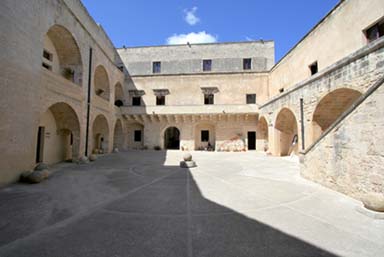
(269, 0, 384, 98)
(300, 79, 384, 200)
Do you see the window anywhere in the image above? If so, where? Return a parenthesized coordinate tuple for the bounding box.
(309, 62, 318, 75)
(365, 18, 384, 43)
(243, 58, 252, 70)
(153, 61, 161, 73)
(203, 59, 212, 71)
(279, 88, 284, 93)
(156, 95, 165, 105)
(246, 94, 256, 104)
(117, 65, 124, 72)
(42, 62, 52, 70)
(204, 94, 214, 105)
(201, 130, 209, 142)
(114, 100, 123, 107)
(134, 130, 142, 142)
(43, 50, 53, 61)
(132, 96, 141, 106)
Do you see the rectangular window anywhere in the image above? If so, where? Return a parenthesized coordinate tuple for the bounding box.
(201, 130, 209, 142)
(365, 18, 384, 43)
(132, 96, 141, 106)
(204, 94, 214, 105)
(309, 61, 318, 75)
(243, 58, 252, 70)
(152, 61, 161, 73)
(134, 130, 142, 142)
(203, 59, 212, 71)
(156, 95, 165, 105)
(42, 62, 52, 70)
(43, 50, 53, 61)
(246, 94, 256, 104)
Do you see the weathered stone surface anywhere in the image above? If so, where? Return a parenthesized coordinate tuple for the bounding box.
(180, 160, 197, 168)
(19, 171, 33, 182)
(78, 156, 89, 164)
(26, 170, 49, 184)
(361, 193, 384, 212)
(35, 163, 48, 171)
(89, 154, 97, 162)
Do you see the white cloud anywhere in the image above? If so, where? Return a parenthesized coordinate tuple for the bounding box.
(184, 7, 200, 25)
(166, 31, 218, 45)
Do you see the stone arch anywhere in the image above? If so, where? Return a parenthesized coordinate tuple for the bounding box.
(36, 102, 81, 164)
(164, 127, 181, 150)
(256, 116, 269, 152)
(126, 122, 144, 149)
(194, 122, 215, 151)
(113, 119, 124, 150)
(43, 24, 83, 85)
(311, 88, 362, 144)
(94, 65, 110, 101)
(114, 82, 124, 107)
(92, 114, 110, 154)
(274, 108, 299, 156)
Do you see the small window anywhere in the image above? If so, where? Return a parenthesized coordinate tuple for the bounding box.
(153, 61, 161, 73)
(204, 94, 214, 105)
(243, 58, 252, 70)
(134, 130, 142, 142)
(132, 96, 141, 106)
(201, 130, 209, 142)
(42, 62, 52, 70)
(203, 59, 212, 72)
(309, 62, 318, 75)
(365, 18, 384, 43)
(156, 95, 165, 105)
(246, 94, 256, 104)
(117, 65, 124, 72)
(115, 100, 123, 107)
(43, 50, 53, 61)
(279, 88, 284, 93)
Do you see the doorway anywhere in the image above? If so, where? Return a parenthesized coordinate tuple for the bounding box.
(36, 126, 45, 163)
(164, 127, 180, 150)
(248, 131, 256, 150)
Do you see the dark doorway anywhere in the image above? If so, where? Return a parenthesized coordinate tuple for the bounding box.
(164, 127, 180, 150)
(248, 131, 256, 150)
(36, 126, 45, 163)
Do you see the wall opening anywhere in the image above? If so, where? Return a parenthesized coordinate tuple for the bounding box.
(256, 116, 269, 151)
(94, 65, 110, 101)
(164, 127, 180, 150)
(274, 108, 298, 156)
(92, 114, 109, 154)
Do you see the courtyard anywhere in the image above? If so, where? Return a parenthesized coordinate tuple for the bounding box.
(0, 151, 383, 257)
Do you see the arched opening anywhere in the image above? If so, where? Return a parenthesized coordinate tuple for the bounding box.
(164, 127, 180, 150)
(113, 119, 124, 150)
(274, 108, 298, 156)
(195, 123, 215, 151)
(256, 116, 269, 152)
(43, 25, 82, 85)
(36, 102, 81, 164)
(94, 65, 110, 101)
(114, 82, 124, 107)
(311, 88, 362, 144)
(92, 114, 109, 154)
(127, 122, 144, 149)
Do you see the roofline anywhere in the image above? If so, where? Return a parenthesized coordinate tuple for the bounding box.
(270, 0, 345, 71)
(116, 40, 274, 50)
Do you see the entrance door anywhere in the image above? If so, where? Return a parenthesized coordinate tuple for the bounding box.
(36, 126, 45, 163)
(248, 131, 256, 150)
(164, 127, 180, 149)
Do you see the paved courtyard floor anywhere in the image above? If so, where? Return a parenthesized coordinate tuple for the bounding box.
(0, 151, 383, 257)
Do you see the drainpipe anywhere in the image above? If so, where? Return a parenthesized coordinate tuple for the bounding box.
(300, 98, 305, 150)
(85, 47, 93, 156)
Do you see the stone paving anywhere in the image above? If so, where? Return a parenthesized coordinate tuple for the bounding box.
(0, 151, 383, 257)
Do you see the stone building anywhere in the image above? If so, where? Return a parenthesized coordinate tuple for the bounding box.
(0, 0, 383, 203)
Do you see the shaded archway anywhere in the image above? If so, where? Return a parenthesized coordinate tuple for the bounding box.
(256, 116, 269, 152)
(274, 108, 298, 156)
(92, 114, 109, 154)
(37, 102, 81, 164)
(311, 88, 362, 144)
(94, 65, 110, 101)
(195, 123, 215, 151)
(43, 25, 82, 85)
(114, 82, 124, 107)
(113, 119, 124, 150)
(164, 127, 180, 150)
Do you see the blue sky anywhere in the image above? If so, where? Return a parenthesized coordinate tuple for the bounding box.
(81, 0, 339, 62)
